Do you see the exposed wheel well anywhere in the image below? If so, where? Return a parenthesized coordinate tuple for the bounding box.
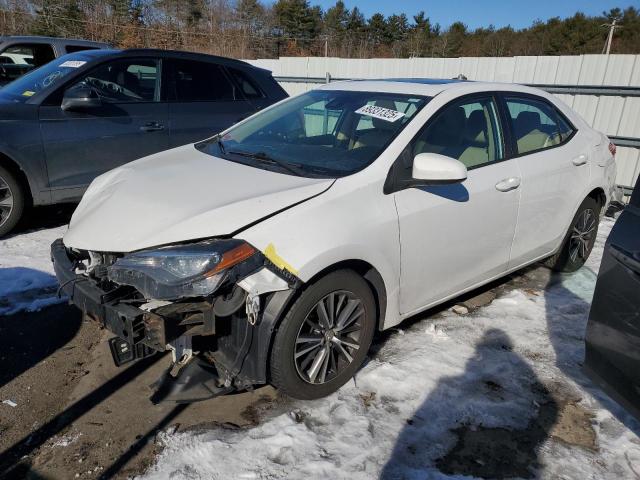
(0, 153, 32, 206)
(305, 260, 387, 331)
(587, 187, 606, 209)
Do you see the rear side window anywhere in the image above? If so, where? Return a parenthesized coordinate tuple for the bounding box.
(228, 67, 265, 99)
(170, 60, 236, 102)
(65, 45, 101, 54)
(505, 96, 575, 155)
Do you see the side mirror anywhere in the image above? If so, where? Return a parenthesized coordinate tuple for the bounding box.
(412, 152, 467, 184)
(61, 85, 101, 111)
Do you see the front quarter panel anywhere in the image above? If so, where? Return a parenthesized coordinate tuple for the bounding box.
(238, 176, 402, 329)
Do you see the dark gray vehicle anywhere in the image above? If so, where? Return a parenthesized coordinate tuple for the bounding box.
(0, 35, 109, 85)
(0, 49, 288, 235)
(585, 176, 640, 421)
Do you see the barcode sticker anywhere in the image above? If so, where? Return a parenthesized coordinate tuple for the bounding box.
(60, 60, 86, 68)
(355, 104, 405, 122)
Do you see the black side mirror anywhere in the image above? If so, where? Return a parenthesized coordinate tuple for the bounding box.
(61, 85, 101, 111)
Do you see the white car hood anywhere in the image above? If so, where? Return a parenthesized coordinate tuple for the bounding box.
(63, 145, 334, 252)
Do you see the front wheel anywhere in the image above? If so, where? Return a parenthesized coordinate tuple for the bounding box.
(544, 197, 600, 272)
(0, 165, 25, 237)
(269, 270, 376, 400)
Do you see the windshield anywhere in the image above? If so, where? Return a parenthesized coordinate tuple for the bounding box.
(0, 51, 103, 103)
(197, 89, 429, 178)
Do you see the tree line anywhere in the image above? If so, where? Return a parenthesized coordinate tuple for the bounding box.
(0, 0, 638, 59)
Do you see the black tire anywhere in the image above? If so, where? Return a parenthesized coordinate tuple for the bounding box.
(270, 270, 376, 400)
(0, 165, 25, 237)
(544, 196, 600, 273)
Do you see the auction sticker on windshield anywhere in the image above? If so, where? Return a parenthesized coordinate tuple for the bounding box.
(355, 104, 405, 122)
(59, 60, 86, 68)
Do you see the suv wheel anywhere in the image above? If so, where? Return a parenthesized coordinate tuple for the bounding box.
(544, 196, 600, 273)
(270, 270, 376, 400)
(0, 165, 25, 237)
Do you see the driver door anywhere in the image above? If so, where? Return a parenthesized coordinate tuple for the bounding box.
(394, 95, 520, 315)
(39, 57, 168, 202)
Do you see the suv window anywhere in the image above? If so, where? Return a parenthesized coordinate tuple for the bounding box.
(505, 96, 575, 155)
(412, 96, 503, 169)
(72, 59, 159, 103)
(228, 67, 264, 99)
(65, 45, 101, 54)
(4, 43, 54, 67)
(171, 60, 236, 102)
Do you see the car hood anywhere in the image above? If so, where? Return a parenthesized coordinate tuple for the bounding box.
(63, 144, 334, 252)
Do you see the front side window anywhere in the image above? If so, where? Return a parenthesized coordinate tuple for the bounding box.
(171, 60, 236, 102)
(197, 90, 429, 178)
(412, 96, 503, 169)
(71, 59, 159, 103)
(505, 96, 575, 155)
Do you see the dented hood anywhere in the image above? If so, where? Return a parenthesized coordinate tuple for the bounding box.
(63, 145, 334, 252)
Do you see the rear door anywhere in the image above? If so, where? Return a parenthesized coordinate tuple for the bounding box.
(39, 57, 168, 201)
(502, 95, 589, 267)
(585, 177, 640, 420)
(166, 58, 255, 147)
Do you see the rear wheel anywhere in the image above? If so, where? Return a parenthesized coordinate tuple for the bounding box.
(0, 165, 25, 237)
(270, 270, 376, 400)
(544, 196, 600, 272)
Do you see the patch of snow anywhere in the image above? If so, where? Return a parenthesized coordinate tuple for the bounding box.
(141, 216, 640, 480)
(0, 225, 67, 315)
(51, 433, 82, 448)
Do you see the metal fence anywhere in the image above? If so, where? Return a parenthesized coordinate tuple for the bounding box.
(247, 55, 640, 193)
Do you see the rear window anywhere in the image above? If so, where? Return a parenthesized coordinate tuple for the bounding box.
(170, 60, 237, 102)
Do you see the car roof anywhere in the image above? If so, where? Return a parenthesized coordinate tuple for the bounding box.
(317, 78, 548, 98)
(0, 36, 108, 47)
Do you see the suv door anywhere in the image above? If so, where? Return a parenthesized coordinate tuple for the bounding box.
(394, 95, 520, 315)
(0, 43, 55, 85)
(585, 177, 640, 420)
(39, 57, 168, 202)
(501, 95, 587, 267)
(166, 58, 256, 147)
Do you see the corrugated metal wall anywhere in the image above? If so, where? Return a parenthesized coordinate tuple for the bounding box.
(247, 55, 640, 190)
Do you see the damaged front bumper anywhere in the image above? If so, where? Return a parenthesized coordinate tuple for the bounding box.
(51, 238, 296, 403)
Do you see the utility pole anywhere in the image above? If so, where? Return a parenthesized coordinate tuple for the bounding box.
(602, 18, 620, 55)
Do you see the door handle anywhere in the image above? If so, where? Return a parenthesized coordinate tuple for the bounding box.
(610, 245, 640, 275)
(572, 154, 588, 166)
(495, 177, 521, 192)
(140, 121, 164, 132)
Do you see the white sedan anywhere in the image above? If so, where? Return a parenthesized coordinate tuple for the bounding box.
(52, 79, 617, 401)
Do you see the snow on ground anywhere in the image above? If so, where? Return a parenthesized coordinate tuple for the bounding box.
(0, 225, 67, 315)
(141, 216, 640, 480)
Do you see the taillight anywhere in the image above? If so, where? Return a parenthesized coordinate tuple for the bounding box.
(608, 141, 616, 157)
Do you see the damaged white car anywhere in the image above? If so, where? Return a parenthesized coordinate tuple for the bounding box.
(52, 79, 616, 402)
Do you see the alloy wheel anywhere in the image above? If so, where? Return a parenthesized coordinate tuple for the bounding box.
(0, 174, 13, 228)
(294, 290, 364, 385)
(569, 208, 596, 263)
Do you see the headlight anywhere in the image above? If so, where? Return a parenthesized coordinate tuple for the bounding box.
(108, 239, 256, 300)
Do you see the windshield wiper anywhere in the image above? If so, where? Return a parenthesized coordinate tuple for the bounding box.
(216, 137, 226, 154)
(227, 150, 306, 176)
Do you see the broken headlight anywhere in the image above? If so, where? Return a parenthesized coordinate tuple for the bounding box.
(107, 239, 256, 300)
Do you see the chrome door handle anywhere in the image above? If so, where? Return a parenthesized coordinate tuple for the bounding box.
(572, 154, 588, 166)
(140, 121, 164, 132)
(495, 177, 521, 192)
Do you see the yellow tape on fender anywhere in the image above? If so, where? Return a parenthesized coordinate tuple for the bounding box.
(263, 243, 299, 276)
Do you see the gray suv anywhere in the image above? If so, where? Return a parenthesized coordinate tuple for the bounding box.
(0, 49, 287, 235)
